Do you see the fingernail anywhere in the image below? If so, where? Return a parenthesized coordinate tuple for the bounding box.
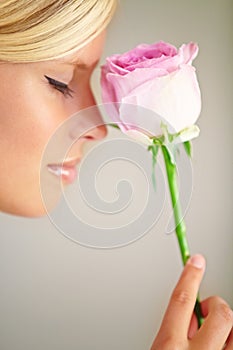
(188, 254, 205, 269)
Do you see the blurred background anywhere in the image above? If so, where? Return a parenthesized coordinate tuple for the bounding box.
(0, 1, 232, 349)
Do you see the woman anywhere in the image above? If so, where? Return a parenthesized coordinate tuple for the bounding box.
(0, 1, 232, 349)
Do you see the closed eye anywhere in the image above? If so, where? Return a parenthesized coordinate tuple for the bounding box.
(44, 75, 74, 98)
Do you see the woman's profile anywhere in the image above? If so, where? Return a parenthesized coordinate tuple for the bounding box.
(0, 1, 232, 349)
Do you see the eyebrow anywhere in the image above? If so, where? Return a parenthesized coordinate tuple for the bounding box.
(59, 58, 100, 69)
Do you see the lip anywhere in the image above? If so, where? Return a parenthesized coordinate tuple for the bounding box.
(47, 157, 80, 184)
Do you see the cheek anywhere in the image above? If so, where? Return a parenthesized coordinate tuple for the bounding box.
(0, 80, 68, 216)
(0, 82, 67, 162)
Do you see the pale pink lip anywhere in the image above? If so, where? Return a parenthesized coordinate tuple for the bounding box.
(47, 158, 80, 184)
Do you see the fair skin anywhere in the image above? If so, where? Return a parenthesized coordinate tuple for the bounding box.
(0, 33, 232, 349)
(151, 255, 233, 349)
(0, 32, 107, 217)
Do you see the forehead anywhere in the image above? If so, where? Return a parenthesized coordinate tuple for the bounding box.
(57, 31, 106, 68)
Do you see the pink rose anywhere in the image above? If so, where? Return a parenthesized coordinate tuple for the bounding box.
(101, 41, 201, 140)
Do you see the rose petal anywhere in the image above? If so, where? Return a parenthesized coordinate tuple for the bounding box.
(124, 129, 153, 146)
(120, 65, 201, 134)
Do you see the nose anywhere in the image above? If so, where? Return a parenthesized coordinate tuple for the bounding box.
(79, 87, 107, 142)
(82, 123, 107, 141)
(68, 86, 107, 147)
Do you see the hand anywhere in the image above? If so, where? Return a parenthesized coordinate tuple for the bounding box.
(151, 255, 233, 350)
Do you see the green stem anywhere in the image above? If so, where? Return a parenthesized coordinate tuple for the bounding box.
(161, 145, 204, 328)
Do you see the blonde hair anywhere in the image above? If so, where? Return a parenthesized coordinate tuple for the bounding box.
(0, 0, 117, 62)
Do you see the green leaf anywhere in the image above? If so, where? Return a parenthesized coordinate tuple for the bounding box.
(152, 135, 164, 146)
(108, 123, 120, 130)
(148, 144, 160, 191)
(183, 141, 192, 158)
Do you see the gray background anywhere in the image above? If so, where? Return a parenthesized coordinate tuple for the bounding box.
(0, 0, 232, 349)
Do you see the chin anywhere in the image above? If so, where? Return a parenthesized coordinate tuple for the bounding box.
(0, 202, 47, 218)
(0, 195, 60, 218)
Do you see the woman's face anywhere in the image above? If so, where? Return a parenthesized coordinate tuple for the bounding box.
(0, 32, 107, 217)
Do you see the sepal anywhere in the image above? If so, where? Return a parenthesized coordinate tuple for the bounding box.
(183, 140, 192, 158)
(148, 144, 159, 190)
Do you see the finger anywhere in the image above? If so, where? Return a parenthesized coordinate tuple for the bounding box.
(157, 254, 206, 341)
(188, 312, 198, 339)
(191, 296, 233, 350)
(225, 326, 233, 349)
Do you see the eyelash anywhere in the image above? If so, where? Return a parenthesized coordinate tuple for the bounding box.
(44, 75, 74, 98)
